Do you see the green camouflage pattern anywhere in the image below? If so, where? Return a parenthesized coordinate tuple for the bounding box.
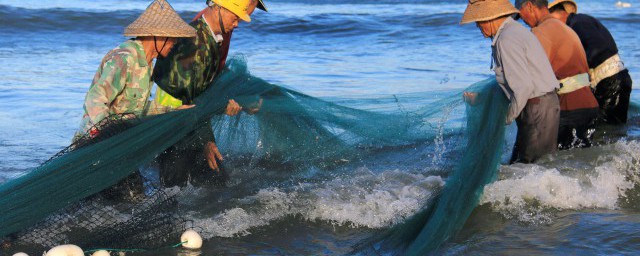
(79, 40, 167, 135)
(153, 17, 222, 104)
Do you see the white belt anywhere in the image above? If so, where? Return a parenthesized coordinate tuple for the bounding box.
(558, 73, 590, 95)
(589, 54, 626, 88)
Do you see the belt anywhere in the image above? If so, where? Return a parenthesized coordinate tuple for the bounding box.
(527, 91, 555, 104)
(558, 73, 589, 95)
(589, 54, 626, 88)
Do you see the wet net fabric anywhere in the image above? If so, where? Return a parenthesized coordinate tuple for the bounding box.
(6, 188, 197, 252)
(354, 79, 510, 255)
(0, 57, 509, 254)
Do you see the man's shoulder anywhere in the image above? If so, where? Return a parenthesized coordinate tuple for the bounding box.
(499, 21, 532, 44)
(537, 17, 566, 31)
(534, 17, 571, 39)
(99, 43, 138, 71)
(502, 19, 524, 31)
(571, 13, 598, 23)
(568, 13, 603, 30)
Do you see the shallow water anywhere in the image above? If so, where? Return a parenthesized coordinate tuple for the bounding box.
(1, 0, 640, 255)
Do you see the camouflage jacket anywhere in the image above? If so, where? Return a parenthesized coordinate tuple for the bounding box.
(79, 40, 168, 135)
(153, 17, 223, 105)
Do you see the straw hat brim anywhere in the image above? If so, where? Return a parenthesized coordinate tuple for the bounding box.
(124, 28, 196, 38)
(125, 0, 196, 38)
(461, 0, 519, 24)
(548, 0, 578, 14)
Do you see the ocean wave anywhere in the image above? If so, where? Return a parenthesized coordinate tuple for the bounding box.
(0, 5, 196, 34)
(0, 4, 462, 35)
(191, 168, 444, 238)
(480, 140, 640, 224)
(600, 13, 640, 24)
(0, 0, 199, 12)
(1, 0, 456, 12)
(222, 12, 463, 38)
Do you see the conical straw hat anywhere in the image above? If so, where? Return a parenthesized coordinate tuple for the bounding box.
(460, 0, 519, 24)
(125, 0, 196, 37)
(548, 0, 578, 14)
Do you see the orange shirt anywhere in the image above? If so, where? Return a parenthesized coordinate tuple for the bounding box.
(532, 15, 598, 111)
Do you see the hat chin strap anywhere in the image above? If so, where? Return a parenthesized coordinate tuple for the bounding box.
(154, 36, 169, 57)
(218, 8, 227, 35)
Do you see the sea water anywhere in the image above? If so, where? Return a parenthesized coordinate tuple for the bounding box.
(1, 0, 640, 255)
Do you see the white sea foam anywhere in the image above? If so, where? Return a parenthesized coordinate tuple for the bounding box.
(480, 140, 640, 223)
(193, 168, 444, 238)
(194, 142, 640, 237)
(193, 189, 298, 238)
(305, 171, 443, 228)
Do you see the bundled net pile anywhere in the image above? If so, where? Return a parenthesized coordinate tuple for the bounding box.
(0, 57, 509, 255)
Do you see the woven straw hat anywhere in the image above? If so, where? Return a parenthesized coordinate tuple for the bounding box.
(460, 0, 519, 24)
(548, 0, 578, 14)
(125, 0, 196, 37)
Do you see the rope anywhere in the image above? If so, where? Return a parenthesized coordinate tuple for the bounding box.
(84, 241, 188, 254)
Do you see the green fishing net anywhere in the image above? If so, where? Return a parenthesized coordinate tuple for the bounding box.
(0, 57, 510, 255)
(354, 78, 510, 255)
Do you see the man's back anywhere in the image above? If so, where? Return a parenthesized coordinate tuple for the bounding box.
(531, 15, 598, 113)
(567, 13, 618, 69)
(532, 16, 589, 80)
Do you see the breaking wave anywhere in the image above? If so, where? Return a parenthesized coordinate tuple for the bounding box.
(481, 140, 640, 223)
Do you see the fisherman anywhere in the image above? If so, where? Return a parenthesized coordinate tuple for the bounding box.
(188, 0, 267, 73)
(152, 0, 267, 187)
(76, 0, 196, 199)
(516, 0, 600, 149)
(548, 0, 632, 124)
(461, 0, 560, 163)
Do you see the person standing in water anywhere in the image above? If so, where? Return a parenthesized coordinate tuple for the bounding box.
(548, 0, 632, 124)
(516, 0, 600, 149)
(461, 0, 560, 163)
(77, 0, 196, 199)
(152, 0, 267, 187)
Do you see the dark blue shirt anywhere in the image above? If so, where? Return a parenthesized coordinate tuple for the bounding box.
(566, 13, 618, 69)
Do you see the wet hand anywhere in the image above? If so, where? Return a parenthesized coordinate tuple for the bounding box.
(89, 127, 100, 138)
(463, 92, 478, 105)
(204, 141, 224, 173)
(244, 98, 263, 115)
(177, 104, 195, 110)
(225, 99, 242, 116)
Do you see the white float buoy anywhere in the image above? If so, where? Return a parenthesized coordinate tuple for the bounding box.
(180, 229, 203, 249)
(12, 253, 29, 256)
(45, 244, 84, 256)
(92, 250, 110, 256)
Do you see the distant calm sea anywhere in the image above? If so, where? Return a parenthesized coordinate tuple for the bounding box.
(1, 0, 640, 255)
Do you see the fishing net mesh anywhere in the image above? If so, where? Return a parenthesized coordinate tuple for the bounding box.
(354, 79, 510, 255)
(3, 115, 203, 253)
(0, 57, 509, 255)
